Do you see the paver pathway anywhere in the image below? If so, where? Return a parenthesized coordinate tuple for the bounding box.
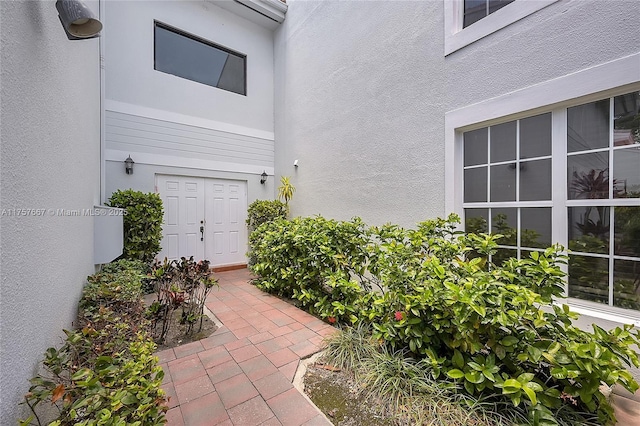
(156, 269, 336, 426)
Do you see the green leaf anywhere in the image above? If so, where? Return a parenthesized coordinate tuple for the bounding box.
(447, 369, 465, 379)
(522, 386, 537, 405)
(500, 336, 518, 347)
(453, 350, 464, 369)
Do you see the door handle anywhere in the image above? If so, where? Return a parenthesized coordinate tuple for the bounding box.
(200, 221, 204, 241)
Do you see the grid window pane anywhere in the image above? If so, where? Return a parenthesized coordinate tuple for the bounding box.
(520, 113, 552, 159)
(568, 206, 610, 254)
(490, 121, 516, 163)
(491, 248, 518, 267)
(567, 99, 610, 153)
(613, 91, 640, 147)
(464, 209, 489, 234)
(614, 260, 640, 310)
(464, 128, 488, 166)
(613, 148, 640, 198)
(614, 206, 640, 258)
(569, 255, 609, 305)
(567, 152, 610, 200)
(491, 208, 517, 247)
(520, 159, 551, 201)
(490, 164, 516, 202)
(521, 208, 551, 249)
(464, 167, 487, 203)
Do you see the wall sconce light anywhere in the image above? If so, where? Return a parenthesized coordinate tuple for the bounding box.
(55, 0, 103, 40)
(124, 155, 135, 175)
(260, 171, 268, 184)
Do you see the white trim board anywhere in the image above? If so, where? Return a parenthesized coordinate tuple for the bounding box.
(104, 99, 275, 141)
(105, 149, 274, 176)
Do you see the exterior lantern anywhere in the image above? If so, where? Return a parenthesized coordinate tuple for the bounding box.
(124, 155, 135, 175)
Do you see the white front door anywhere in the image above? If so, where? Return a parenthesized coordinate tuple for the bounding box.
(156, 175, 247, 267)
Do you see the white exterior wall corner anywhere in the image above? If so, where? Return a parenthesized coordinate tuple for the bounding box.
(0, 1, 100, 422)
(274, 0, 447, 228)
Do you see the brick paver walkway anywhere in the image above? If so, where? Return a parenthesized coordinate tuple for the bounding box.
(156, 269, 336, 425)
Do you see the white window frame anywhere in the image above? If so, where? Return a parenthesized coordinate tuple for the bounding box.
(444, 0, 560, 56)
(445, 52, 640, 324)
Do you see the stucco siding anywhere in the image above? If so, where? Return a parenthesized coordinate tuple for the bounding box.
(444, 0, 640, 113)
(274, 0, 446, 228)
(0, 0, 100, 422)
(274, 0, 640, 229)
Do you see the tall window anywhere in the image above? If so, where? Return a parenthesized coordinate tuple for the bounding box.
(567, 92, 640, 309)
(463, 0, 516, 28)
(463, 113, 552, 265)
(463, 91, 640, 311)
(154, 22, 247, 96)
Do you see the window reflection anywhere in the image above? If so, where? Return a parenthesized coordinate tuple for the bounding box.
(567, 152, 609, 200)
(521, 208, 551, 249)
(614, 260, 640, 310)
(568, 255, 609, 305)
(567, 99, 609, 153)
(464, 209, 488, 234)
(614, 206, 640, 258)
(614, 92, 640, 147)
(491, 208, 517, 246)
(491, 248, 517, 267)
(568, 206, 609, 254)
(613, 148, 640, 198)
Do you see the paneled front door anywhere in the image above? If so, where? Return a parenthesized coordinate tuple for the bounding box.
(156, 175, 247, 267)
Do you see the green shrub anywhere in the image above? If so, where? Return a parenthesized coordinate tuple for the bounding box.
(246, 199, 288, 231)
(20, 262, 166, 425)
(250, 213, 640, 425)
(108, 189, 164, 263)
(250, 216, 374, 324)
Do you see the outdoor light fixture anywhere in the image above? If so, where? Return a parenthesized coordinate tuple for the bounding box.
(260, 171, 268, 184)
(124, 156, 135, 175)
(55, 0, 103, 40)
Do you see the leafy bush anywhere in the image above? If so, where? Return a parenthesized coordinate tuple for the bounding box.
(250, 216, 374, 324)
(20, 263, 166, 425)
(147, 256, 218, 344)
(246, 199, 288, 231)
(250, 214, 640, 425)
(108, 189, 164, 263)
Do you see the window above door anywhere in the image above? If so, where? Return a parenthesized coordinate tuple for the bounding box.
(154, 21, 247, 96)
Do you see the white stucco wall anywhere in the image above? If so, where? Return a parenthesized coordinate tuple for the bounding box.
(0, 1, 100, 422)
(274, 0, 640, 228)
(104, 0, 274, 133)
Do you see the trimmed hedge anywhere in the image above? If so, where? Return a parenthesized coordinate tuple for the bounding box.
(249, 214, 640, 425)
(20, 259, 166, 426)
(108, 190, 164, 263)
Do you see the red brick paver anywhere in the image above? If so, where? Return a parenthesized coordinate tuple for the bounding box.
(160, 269, 335, 425)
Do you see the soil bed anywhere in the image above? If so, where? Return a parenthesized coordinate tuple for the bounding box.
(154, 312, 217, 351)
(143, 293, 217, 350)
(304, 363, 394, 426)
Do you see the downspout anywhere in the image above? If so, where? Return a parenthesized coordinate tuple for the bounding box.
(99, 0, 106, 204)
